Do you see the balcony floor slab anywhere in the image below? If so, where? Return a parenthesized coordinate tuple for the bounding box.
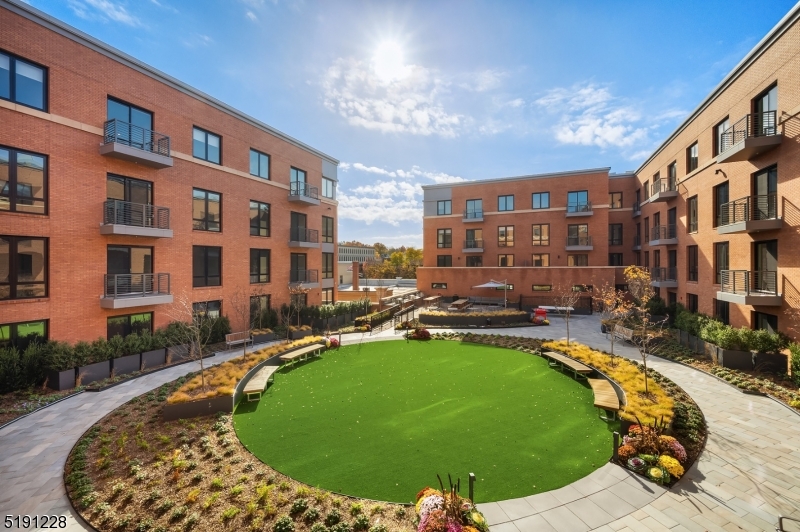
(100, 294, 173, 309)
(288, 195, 321, 206)
(100, 224, 173, 238)
(716, 218, 782, 235)
(715, 291, 783, 306)
(99, 142, 173, 168)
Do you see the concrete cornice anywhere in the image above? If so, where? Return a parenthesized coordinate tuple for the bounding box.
(422, 167, 611, 190)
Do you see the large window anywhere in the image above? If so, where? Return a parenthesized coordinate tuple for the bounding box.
(322, 216, 334, 243)
(608, 224, 623, 246)
(437, 200, 452, 215)
(567, 224, 589, 246)
(498, 254, 514, 267)
(568, 254, 588, 266)
(0, 320, 47, 350)
(0, 236, 47, 300)
(0, 51, 47, 111)
(609, 192, 622, 209)
(437, 255, 452, 267)
(322, 252, 334, 279)
(250, 249, 270, 284)
(532, 192, 549, 209)
(498, 226, 514, 247)
(437, 228, 452, 248)
(714, 118, 730, 155)
(567, 190, 589, 213)
(322, 178, 335, 199)
(465, 228, 482, 248)
(714, 242, 729, 285)
(465, 199, 482, 218)
(193, 300, 221, 319)
(532, 253, 549, 267)
(193, 246, 221, 287)
(532, 285, 552, 292)
(193, 188, 221, 232)
(107, 97, 154, 152)
(687, 142, 698, 173)
(250, 295, 271, 328)
(107, 313, 152, 340)
(713, 182, 729, 227)
(249, 200, 270, 237)
(431, 283, 447, 290)
(687, 293, 698, 313)
(249, 149, 270, 179)
(192, 127, 221, 164)
(531, 224, 549, 246)
(714, 299, 730, 325)
(687, 195, 698, 233)
(322, 288, 334, 304)
(608, 253, 623, 266)
(687, 246, 698, 282)
(466, 256, 482, 267)
(0, 146, 47, 214)
(754, 312, 778, 334)
(498, 195, 514, 212)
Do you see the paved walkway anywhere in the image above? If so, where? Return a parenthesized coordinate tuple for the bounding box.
(2, 319, 799, 532)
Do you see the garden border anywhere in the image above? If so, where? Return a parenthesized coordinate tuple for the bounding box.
(84, 354, 215, 393)
(0, 389, 85, 432)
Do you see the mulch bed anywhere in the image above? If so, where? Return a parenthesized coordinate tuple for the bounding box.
(0, 388, 82, 427)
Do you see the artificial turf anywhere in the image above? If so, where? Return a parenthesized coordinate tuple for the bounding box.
(233, 340, 615, 503)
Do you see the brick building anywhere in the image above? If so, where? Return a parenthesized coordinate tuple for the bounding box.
(0, 0, 339, 345)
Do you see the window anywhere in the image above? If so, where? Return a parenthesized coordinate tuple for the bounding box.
(322, 253, 334, 279)
(714, 242, 729, 284)
(250, 249, 270, 283)
(532, 192, 550, 209)
(567, 224, 589, 246)
(290, 167, 307, 186)
(465, 199, 482, 218)
(322, 288, 334, 304)
(644, 217, 650, 243)
(496, 284, 514, 291)
(193, 189, 221, 232)
(572, 285, 592, 292)
(754, 84, 778, 135)
(608, 253, 623, 266)
(437, 229, 452, 248)
(687, 246, 698, 282)
(687, 142, 698, 173)
(0, 51, 47, 111)
(714, 118, 730, 155)
(714, 299, 730, 325)
(609, 224, 623, 246)
(686, 293, 698, 313)
(567, 190, 589, 213)
(193, 300, 221, 319)
(532, 253, 549, 267)
(498, 254, 514, 267)
(437, 200, 452, 215)
(531, 224, 549, 246)
(322, 216, 334, 243)
(193, 246, 221, 287)
(644, 251, 649, 268)
(754, 312, 778, 334)
(107, 313, 152, 340)
(290, 253, 309, 282)
(249, 149, 270, 179)
(498, 226, 514, 247)
(437, 255, 452, 267)
(532, 285, 551, 291)
(250, 295, 271, 328)
(609, 192, 622, 209)
(249, 200, 270, 237)
(687, 196, 698, 233)
(0, 236, 47, 300)
(107, 174, 152, 207)
(466, 256, 482, 267)
(322, 178, 335, 199)
(568, 254, 588, 266)
(432, 283, 447, 289)
(498, 195, 514, 211)
(0, 146, 47, 214)
(192, 127, 221, 164)
(0, 319, 47, 350)
(465, 228, 482, 248)
(667, 163, 677, 188)
(713, 182, 729, 227)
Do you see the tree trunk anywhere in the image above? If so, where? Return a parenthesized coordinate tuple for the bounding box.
(566, 313, 570, 346)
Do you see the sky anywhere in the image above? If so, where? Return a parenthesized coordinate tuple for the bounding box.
(26, 0, 798, 247)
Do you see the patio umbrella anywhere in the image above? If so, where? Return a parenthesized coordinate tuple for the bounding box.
(472, 279, 509, 307)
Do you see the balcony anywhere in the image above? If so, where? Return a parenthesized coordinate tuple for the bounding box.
(633, 235, 641, 251)
(565, 202, 593, 217)
(289, 269, 319, 288)
(100, 200, 172, 238)
(99, 119, 173, 168)
(717, 270, 782, 306)
(463, 210, 484, 223)
(650, 225, 678, 246)
(717, 194, 782, 234)
(632, 201, 641, 218)
(649, 178, 678, 203)
(288, 182, 320, 206)
(101, 273, 172, 309)
(716, 111, 782, 163)
(462, 239, 484, 253)
(650, 267, 678, 288)
(565, 236, 593, 251)
(288, 227, 320, 248)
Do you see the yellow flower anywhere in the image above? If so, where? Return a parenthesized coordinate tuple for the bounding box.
(648, 467, 663, 479)
(658, 455, 684, 478)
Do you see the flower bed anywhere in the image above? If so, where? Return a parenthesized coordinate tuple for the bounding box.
(406, 328, 431, 340)
(618, 427, 689, 486)
(415, 483, 488, 532)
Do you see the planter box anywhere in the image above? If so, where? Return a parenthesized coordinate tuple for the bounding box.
(716, 347, 753, 370)
(753, 352, 788, 373)
(167, 344, 190, 363)
(419, 313, 528, 327)
(77, 360, 111, 386)
(253, 333, 277, 343)
(290, 330, 312, 340)
(113, 353, 141, 376)
(141, 348, 166, 370)
(47, 368, 76, 391)
(162, 396, 232, 421)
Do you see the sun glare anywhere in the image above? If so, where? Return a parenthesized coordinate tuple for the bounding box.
(373, 40, 407, 82)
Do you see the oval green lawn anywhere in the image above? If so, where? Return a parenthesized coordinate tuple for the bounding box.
(233, 340, 613, 503)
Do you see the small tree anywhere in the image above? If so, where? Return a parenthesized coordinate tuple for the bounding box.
(228, 286, 252, 362)
(166, 293, 214, 389)
(553, 284, 586, 346)
(623, 266, 668, 395)
(593, 283, 632, 361)
(280, 285, 310, 341)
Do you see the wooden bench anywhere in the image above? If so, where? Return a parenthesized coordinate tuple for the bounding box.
(540, 351, 592, 380)
(226, 331, 253, 349)
(279, 343, 324, 367)
(612, 325, 634, 343)
(588, 378, 621, 421)
(243, 366, 279, 401)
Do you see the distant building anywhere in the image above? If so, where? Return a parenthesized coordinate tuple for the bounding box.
(338, 244, 378, 263)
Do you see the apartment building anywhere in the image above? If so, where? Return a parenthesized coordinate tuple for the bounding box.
(338, 244, 378, 264)
(0, 0, 338, 346)
(417, 169, 638, 298)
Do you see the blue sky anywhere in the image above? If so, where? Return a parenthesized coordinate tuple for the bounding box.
(30, 0, 797, 247)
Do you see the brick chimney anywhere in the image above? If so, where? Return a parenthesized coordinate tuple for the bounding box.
(351, 261, 359, 291)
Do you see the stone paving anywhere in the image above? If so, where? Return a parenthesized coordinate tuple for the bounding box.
(2, 318, 800, 532)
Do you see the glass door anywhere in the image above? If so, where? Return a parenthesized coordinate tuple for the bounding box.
(107, 175, 153, 226)
(753, 166, 777, 220)
(107, 246, 153, 295)
(754, 85, 777, 136)
(107, 98, 154, 150)
(290, 253, 307, 282)
(754, 240, 777, 293)
(290, 212, 307, 241)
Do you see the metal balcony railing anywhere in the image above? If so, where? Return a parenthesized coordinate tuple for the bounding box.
(633, 235, 641, 247)
(650, 224, 677, 241)
(464, 239, 484, 248)
(720, 270, 778, 295)
(566, 236, 592, 246)
(104, 273, 170, 298)
(290, 269, 319, 283)
(103, 119, 170, 157)
(719, 111, 778, 153)
(103, 199, 170, 229)
(289, 182, 320, 200)
(463, 210, 484, 219)
(650, 267, 678, 282)
(651, 178, 677, 197)
(289, 227, 319, 243)
(566, 201, 592, 213)
(632, 201, 641, 215)
(718, 194, 778, 226)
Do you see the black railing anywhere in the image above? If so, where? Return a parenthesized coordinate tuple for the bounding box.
(104, 273, 170, 298)
(718, 194, 778, 226)
(464, 239, 484, 249)
(567, 201, 592, 213)
(103, 199, 170, 229)
(566, 236, 592, 246)
(719, 111, 778, 153)
(720, 270, 778, 295)
(650, 224, 677, 241)
(632, 201, 641, 216)
(651, 178, 677, 197)
(103, 119, 170, 157)
(463, 210, 484, 219)
(650, 267, 677, 282)
(289, 182, 320, 200)
(290, 269, 319, 283)
(289, 227, 319, 243)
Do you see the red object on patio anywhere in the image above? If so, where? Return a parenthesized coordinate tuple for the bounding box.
(534, 308, 548, 319)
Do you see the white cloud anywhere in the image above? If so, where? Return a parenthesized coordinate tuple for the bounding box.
(352, 163, 396, 178)
(182, 33, 214, 48)
(459, 69, 506, 92)
(246, 11, 257, 21)
(68, 0, 142, 26)
(507, 98, 525, 108)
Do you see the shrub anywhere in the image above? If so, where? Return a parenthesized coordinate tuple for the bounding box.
(349, 503, 363, 516)
(221, 507, 240, 521)
(331, 523, 351, 532)
(291, 498, 309, 515)
(369, 525, 388, 532)
(303, 508, 320, 523)
(325, 509, 342, 527)
(791, 344, 800, 386)
(352, 514, 370, 531)
(274, 515, 295, 532)
(311, 523, 328, 532)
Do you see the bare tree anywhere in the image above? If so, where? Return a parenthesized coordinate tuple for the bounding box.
(166, 293, 215, 389)
(280, 285, 310, 341)
(228, 285, 252, 362)
(553, 284, 586, 346)
(623, 266, 668, 395)
(593, 282, 632, 361)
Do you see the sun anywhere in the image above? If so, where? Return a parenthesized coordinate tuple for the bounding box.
(372, 40, 407, 82)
